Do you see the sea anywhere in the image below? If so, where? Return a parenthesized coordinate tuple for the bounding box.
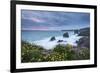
(22, 30, 74, 42)
(22, 30, 82, 49)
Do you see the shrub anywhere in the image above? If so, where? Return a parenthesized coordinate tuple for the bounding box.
(53, 44, 66, 54)
(79, 48, 90, 59)
(65, 44, 73, 51)
(30, 50, 44, 62)
(53, 44, 75, 60)
(44, 52, 65, 61)
(21, 41, 44, 62)
(21, 40, 90, 62)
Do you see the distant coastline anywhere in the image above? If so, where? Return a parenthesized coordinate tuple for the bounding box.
(22, 27, 90, 31)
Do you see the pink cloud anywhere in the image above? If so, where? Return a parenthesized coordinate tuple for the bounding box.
(22, 26, 48, 30)
(31, 17, 45, 23)
(22, 15, 45, 23)
(32, 26, 48, 30)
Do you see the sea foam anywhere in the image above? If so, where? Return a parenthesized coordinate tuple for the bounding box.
(33, 34, 82, 50)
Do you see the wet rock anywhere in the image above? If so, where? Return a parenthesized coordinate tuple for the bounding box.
(63, 32, 69, 38)
(50, 36, 56, 41)
(57, 40, 63, 43)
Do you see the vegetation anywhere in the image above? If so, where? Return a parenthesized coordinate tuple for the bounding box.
(21, 27, 90, 62)
(21, 41, 90, 63)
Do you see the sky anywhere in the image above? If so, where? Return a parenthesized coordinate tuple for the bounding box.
(21, 10, 90, 30)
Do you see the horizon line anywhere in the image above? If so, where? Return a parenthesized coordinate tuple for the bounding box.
(21, 26, 90, 31)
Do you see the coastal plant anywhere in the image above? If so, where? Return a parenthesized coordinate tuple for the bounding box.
(65, 44, 73, 51)
(53, 44, 75, 60)
(44, 52, 65, 61)
(79, 48, 90, 59)
(21, 40, 90, 62)
(29, 50, 44, 62)
(53, 44, 66, 54)
(21, 41, 44, 62)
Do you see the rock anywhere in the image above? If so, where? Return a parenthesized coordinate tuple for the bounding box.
(57, 40, 63, 43)
(78, 27, 90, 36)
(63, 32, 69, 38)
(76, 40, 78, 43)
(77, 27, 90, 48)
(50, 36, 56, 41)
(77, 36, 90, 48)
(74, 30, 78, 34)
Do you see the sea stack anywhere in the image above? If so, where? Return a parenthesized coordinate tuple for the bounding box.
(50, 36, 56, 41)
(63, 32, 69, 38)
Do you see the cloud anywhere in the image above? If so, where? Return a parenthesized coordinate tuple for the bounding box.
(22, 26, 48, 30)
(31, 17, 45, 23)
(21, 10, 90, 30)
(22, 15, 45, 23)
(21, 10, 46, 23)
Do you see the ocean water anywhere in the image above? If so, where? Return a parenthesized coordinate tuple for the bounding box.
(22, 30, 82, 49)
(22, 30, 74, 42)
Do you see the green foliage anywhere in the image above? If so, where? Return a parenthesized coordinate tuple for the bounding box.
(53, 44, 75, 60)
(79, 48, 90, 60)
(21, 41, 90, 62)
(44, 52, 65, 61)
(65, 44, 73, 51)
(64, 44, 75, 60)
(53, 44, 66, 54)
(21, 41, 44, 62)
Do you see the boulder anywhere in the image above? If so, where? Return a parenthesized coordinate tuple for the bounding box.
(77, 37, 90, 48)
(50, 36, 56, 41)
(63, 32, 69, 38)
(78, 27, 90, 36)
(74, 30, 78, 34)
(57, 40, 63, 43)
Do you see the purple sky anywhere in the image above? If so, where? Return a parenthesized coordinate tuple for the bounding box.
(21, 10, 90, 30)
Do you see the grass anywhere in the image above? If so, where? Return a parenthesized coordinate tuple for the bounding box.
(21, 41, 90, 63)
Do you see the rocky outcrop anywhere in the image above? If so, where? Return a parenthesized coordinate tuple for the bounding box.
(77, 36, 90, 48)
(78, 27, 90, 36)
(57, 40, 63, 43)
(63, 32, 69, 38)
(50, 36, 56, 41)
(74, 30, 79, 34)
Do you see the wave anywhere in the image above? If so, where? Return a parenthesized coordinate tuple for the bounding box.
(33, 34, 82, 50)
